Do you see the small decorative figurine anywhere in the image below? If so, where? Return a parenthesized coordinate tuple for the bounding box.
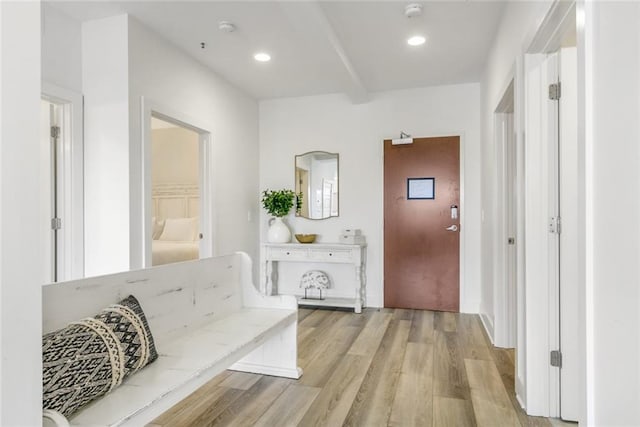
(300, 270, 330, 300)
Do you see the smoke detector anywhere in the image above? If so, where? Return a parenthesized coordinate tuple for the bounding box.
(404, 4, 423, 18)
(218, 21, 236, 33)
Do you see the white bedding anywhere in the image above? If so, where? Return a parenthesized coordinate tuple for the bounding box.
(152, 240, 199, 266)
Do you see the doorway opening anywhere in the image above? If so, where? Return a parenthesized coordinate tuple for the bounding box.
(149, 116, 201, 266)
(40, 84, 84, 282)
(40, 99, 62, 282)
(141, 101, 214, 268)
(493, 80, 517, 349)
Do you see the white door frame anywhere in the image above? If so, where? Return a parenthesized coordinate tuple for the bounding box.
(41, 82, 84, 281)
(140, 97, 215, 267)
(493, 77, 517, 349)
(382, 131, 468, 312)
(558, 45, 579, 422)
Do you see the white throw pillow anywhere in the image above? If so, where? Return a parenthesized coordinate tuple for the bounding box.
(159, 217, 198, 241)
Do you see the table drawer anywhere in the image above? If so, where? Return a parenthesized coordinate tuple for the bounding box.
(308, 248, 353, 262)
(268, 247, 309, 260)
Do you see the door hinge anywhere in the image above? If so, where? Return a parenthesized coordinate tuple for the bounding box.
(548, 216, 561, 234)
(51, 217, 62, 230)
(549, 83, 561, 101)
(50, 126, 61, 139)
(550, 350, 562, 368)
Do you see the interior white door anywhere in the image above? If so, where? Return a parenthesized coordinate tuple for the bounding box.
(493, 104, 517, 349)
(546, 51, 562, 421)
(40, 100, 64, 283)
(198, 133, 213, 259)
(523, 51, 560, 416)
(523, 48, 579, 420)
(40, 100, 54, 283)
(42, 84, 85, 281)
(559, 46, 579, 422)
(504, 111, 517, 348)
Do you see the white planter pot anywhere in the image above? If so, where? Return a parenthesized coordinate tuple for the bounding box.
(267, 217, 291, 243)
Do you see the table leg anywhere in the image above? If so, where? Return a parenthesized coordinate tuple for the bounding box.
(265, 260, 273, 295)
(355, 265, 363, 313)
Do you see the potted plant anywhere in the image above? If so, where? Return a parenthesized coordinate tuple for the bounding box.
(262, 189, 296, 243)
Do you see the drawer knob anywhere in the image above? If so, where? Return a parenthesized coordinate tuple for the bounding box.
(329, 253, 333, 256)
(286, 252, 290, 255)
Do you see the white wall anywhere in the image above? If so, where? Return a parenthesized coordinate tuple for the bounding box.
(260, 84, 481, 310)
(479, 0, 553, 340)
(82, 15, 131, 277)
(127, 17, 260, 275)
(41, 3, 82, 93)
(0, 1, 44, 424)
(151, 127, 199, 185)
(583, 2, 640, 424)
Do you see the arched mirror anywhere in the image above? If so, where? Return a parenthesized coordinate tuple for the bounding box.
(295, 151, 339, 220)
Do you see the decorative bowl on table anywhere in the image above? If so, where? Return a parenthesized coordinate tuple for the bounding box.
(295, 234, 317, 244)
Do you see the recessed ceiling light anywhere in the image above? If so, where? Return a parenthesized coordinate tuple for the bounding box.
(407, 35, 426, 46)
(254, 52, 271, 62)
(404, 4, 423, 18)
(218, 21, 236, 33)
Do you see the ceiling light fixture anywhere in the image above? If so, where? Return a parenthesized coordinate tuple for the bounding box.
(254, 52, 271, 62)
(218, 21, 236, 33)
(404, 3, 423, 18)
(407, 35, 426, 46)
(392, 132, 413, 145)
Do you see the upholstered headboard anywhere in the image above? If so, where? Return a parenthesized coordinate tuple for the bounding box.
(152, 183, 199, 219)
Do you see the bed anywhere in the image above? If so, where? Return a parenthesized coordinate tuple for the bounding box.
(152, 240, 199, 266)
(152, 216, 200, 266)
(151, 183, 201, 266)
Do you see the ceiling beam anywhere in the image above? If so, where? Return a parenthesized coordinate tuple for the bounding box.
(278, 1, 369, 104)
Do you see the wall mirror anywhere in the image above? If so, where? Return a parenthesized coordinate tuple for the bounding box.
(295, 151, 339, 220)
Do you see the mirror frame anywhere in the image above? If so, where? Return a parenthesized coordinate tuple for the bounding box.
(294, 151, 339, 220)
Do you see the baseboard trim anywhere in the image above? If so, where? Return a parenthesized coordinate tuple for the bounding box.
(230, 361, 303, 379)
(480, 312, 495, 345)
(516, 377, 526, 411)
(516, 393, 526, 411)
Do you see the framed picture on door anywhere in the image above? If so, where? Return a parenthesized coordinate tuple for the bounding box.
(407, 177, 435, 200)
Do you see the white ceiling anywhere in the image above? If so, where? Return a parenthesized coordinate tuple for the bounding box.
(47, 1, 505, 101)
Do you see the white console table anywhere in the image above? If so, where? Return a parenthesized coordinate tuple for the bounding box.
(261, 243, 367, 313)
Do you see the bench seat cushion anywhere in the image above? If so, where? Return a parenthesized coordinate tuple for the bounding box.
(68, 307, 296, 427)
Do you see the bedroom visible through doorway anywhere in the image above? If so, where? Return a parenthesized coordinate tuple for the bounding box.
(150, 116, 201, 266)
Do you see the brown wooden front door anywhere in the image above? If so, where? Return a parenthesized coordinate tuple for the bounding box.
(384, 136, 460, 311)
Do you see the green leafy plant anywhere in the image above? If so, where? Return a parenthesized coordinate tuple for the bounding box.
(261, 189, 296, 217)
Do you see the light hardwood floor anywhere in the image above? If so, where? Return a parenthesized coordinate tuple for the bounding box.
(150, 308, 567, 427)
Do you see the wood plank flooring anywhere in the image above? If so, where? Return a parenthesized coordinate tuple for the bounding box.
(150, 308, 563, 427)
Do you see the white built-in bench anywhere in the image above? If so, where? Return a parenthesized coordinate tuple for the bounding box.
(42, 252, 302, 427)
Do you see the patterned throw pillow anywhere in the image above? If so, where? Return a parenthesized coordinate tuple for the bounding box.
(43, 295, 158, 418)
(94, 295, 158, 377)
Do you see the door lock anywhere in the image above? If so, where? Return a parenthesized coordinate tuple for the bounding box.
(445, 225, 458, 232)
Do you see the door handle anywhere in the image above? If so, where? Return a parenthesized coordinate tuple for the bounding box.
(445, 225, 458, 232)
